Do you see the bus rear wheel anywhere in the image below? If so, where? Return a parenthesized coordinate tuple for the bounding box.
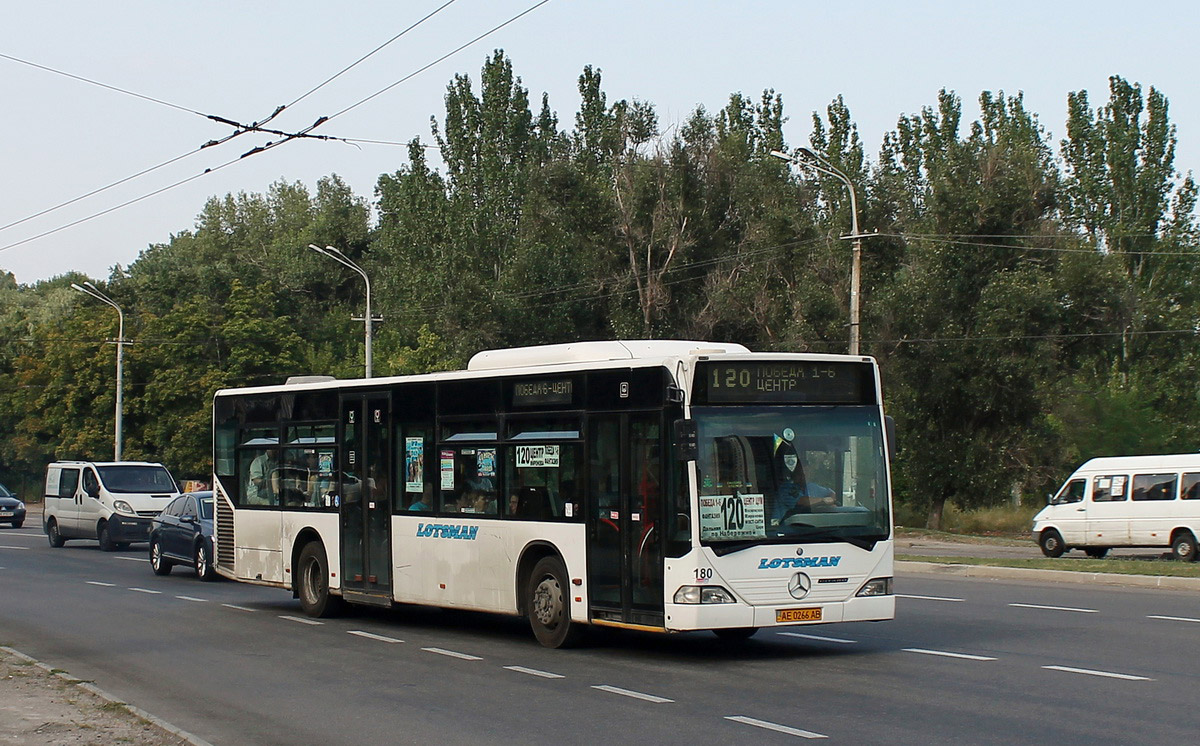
(1039, 529, 1065, 558)
(527, 556, 582, 649)
(714, 627, 758, 641)
(1171, 531, 1198, 562)
(297, 542, 343, 617)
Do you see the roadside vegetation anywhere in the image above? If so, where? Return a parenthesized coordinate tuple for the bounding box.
(2, 53, 1197, 531)
(896, 554, 1200, 578)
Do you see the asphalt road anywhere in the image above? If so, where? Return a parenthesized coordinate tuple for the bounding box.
(2, 523, 1198, 745)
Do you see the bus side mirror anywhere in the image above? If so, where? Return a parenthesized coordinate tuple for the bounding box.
(885, 416, 896, 462)
(673, 419, 698, 462)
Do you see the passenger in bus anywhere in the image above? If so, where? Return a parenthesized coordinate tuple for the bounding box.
(408, 487, 432, 512)
(247, 450, 278, 505)
(770, 440, 834, 524)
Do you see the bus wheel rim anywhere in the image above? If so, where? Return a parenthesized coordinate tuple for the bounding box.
(533, 576, 562, 627)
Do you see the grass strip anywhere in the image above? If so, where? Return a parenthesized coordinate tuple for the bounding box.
(896, 554, 1200, 578)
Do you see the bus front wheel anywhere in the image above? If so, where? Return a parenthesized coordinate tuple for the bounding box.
(714, 627, 758, 641)
(298, 542, 344, 618)
(527, 556, 582, 649)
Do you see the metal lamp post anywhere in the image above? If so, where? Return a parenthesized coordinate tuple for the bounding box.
(308, 244, 375, 378)
(70, 281, 127, 460)
(771, 148, 867, 355)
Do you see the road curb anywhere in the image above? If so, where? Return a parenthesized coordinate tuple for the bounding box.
(896, 560, 1200, 591)
(0, 645, 214, 746)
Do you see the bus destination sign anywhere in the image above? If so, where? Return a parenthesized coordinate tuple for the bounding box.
(512, 379, 574, 407)
(696, 361, 873, 404)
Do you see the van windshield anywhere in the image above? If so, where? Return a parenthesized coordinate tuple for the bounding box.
(95, 466, 177, 494)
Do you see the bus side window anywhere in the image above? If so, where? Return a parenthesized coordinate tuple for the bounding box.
(1182, 473, 1200, 500)
(1090, 476, 1125, 502)
(1054, 479, 1086, 504)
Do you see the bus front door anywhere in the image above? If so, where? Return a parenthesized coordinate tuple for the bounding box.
(339, 393, 393, 606)
(587, 413, 665, 628)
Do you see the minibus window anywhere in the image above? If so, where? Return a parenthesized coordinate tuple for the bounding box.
(1182, 473, 1200, 500)
(1091, 475, 1127, 502)
(1132, 473, 1177, 501)
(1053, 479, 1085, 504)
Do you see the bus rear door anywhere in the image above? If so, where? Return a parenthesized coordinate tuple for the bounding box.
(340, 393, 393, 606)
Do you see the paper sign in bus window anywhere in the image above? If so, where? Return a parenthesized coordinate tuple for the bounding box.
(405, 438, 424, 493)
(477, 448, 497, 477)
(440, 450, 455, 490)
(699, 493, 766, 541)
(318, 451, 334, 477)
(515, 445, 560, 468)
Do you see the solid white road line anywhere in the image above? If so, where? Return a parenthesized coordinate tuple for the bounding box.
(348, 630, 404, 644)
(85, 581, 116, 587)
(504, 665, 565, 679)
(726, 715, 827, 739)
(897, 594, 964, 602)
(422, 647, 482, 661)
(1009, 603, 1097, 613)
(1042, 665, 1152, 681)
(591, 685, 673, 703)
(279, 615, 323, 626)
(779, 632, 857, 644)
(128, 587, 162, 595)
(175, 595, 207, 603)
(1148, 614, 1200, 624)
(222, 603, 255, 612)
(903, 648, 997, 661)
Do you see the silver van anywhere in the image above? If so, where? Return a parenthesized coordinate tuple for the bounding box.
(44, 461, 180, 550)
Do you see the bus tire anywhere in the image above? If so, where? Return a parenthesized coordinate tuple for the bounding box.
(97, 521, 117, 552)
(1084, 547, 1108, 559)
(1038, 529, 1065, 558)
(527, 556, 582, 649)
(714, 627, 758, 641)
(298, 542, 343, 617)
(1171, 531, 1198, 562)
(46, 518, 66, 548)
(150, 539, 173, 575)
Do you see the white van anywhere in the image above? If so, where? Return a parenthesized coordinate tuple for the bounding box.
(1033, 454, 1200, 561)
(44, 461, 180, 550)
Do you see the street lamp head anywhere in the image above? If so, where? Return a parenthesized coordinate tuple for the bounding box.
(797, 146, 820, 160)
(70, 283, 87, 293)
(769, 150, 792, 162)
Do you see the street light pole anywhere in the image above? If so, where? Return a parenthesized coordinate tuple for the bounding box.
(771, 148, 867, 356)
(308, 244, 376, 378)
(71, 281, 127, 460)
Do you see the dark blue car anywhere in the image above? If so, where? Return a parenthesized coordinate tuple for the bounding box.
(0, 483, 25, 528)
(149, 491, 216, 580)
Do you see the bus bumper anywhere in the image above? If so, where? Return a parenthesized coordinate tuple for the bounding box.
(665, 594, 894, 631)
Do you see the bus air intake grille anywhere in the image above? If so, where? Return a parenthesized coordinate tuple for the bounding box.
(215, 494, 235, 569)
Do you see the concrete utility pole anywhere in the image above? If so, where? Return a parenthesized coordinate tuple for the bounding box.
(771, 149, 869, 356)
(71, 281, 128, 460)
(309, 244, 377, 378)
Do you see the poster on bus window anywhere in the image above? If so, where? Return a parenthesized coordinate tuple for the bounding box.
(477, 448, 496, 478)
(515, 444, 559, 468)
(699, 493, 766, 541)
(440, 450, 455, 490)
(405, 438, 424, 493)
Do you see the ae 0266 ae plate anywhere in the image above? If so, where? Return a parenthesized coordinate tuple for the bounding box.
(776, 607, 822, 623)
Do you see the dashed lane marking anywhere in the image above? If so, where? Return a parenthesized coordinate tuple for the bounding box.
(897, 594, 964, 602)
(1148, 614, 1200, 624)
(1043, 665, 1152, 681)
(591, 685, 673, 703)
(726, 715, 827, 739)
(504, 665, 564, 679)
(422, 647, 482, 661)
(0, 545, 29, 550)
(348, 630, 404, 644)
(222, 603, 255, 612)
(128, 587, 162, 595)
(117, 556, 149, 563)
(1010, 603, 1097, 613)
(86, 581, 116, 587)
(779, 632, 857, 644)
(176, 595, 207, 603)
(903, 648, 997, 661)
(279, 615, 323, 626)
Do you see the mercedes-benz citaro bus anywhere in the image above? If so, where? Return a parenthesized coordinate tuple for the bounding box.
(211, 341, 895, 647)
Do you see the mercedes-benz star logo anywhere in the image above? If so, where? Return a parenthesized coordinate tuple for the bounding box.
(788, 572, 812, 600)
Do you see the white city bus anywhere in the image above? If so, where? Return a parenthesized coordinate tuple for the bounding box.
(212, 341, 895, 647)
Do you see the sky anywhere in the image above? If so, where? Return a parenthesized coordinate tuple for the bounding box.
(2, 0, 1198, 285)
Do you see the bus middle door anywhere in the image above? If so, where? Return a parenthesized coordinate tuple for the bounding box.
(340, 393, 393, 606)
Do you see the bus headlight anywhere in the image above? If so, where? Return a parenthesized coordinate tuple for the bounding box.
(856, 577, 893, 597)
(673, 586, 736, 604)
(113, 500, 135, 515)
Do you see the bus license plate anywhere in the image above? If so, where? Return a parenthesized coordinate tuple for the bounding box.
(777, 607, 821, 623)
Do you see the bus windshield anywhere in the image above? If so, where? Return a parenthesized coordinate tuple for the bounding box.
(693, 405, 889, 550)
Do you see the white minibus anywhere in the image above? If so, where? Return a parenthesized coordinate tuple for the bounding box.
(1033, 454, 1200, 561)
(44, 461, 180, 550)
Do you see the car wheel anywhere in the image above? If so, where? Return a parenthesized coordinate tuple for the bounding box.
(527, 556, 583, 648)
(297, 542, 343, 617)
(714, 627, 758, 641)
(1084, 547, 1108, 559)
(150, 539, 173, 575)
(97, 521, 117, 552)
(1171, 531, 1198, 562)
(12, 521, 22, 529)
(195, 541, 215, 581)
(46, 518, 66, 548)
(1039, 529, 1066, 558)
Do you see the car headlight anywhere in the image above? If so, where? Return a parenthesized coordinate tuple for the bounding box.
(16, 501, 24, 510)
(113, 500, 135, 515)
(856, 577, 893, 597)
(673, 585, 736, 604)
